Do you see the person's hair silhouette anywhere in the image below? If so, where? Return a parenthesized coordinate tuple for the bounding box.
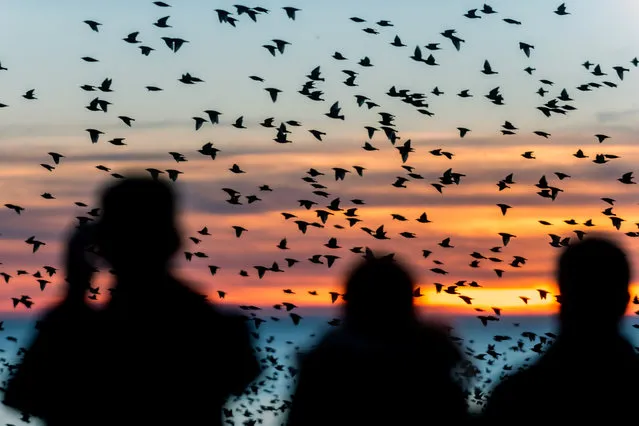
(4, 175, 260, 426)
(287, 252, 469, 426)
(557, 236, 630, 332)
(342, 254, 415, 334)
(95, 175, 180, 275)
(482, 236, 639, 423)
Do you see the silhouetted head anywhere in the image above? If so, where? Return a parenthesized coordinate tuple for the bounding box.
(94, 175, 180, 275)
(557, 236, 630, 331)
(343, 254, 416, 334)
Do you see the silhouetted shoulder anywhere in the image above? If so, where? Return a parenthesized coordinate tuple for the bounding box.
(415, 322, 463, 365)
(138, 278, 227, 323)
(176, 281, 252, 329)
(289, 323, 467, 426)
(481, 368, 536, 421)
(176, 281, 261, 395)
(164, 279, 259, 374)
(483, 337, 639, 422)
(169, 279, 219, 309)
(3, 302, 97, 423)
(95, 278, 259, 425)
(300, 322, 462, 374)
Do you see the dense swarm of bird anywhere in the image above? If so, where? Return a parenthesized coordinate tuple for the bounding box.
(2, 1, 639, 421)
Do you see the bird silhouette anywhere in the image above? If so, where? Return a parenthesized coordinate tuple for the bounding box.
(0, 5, 638, 421)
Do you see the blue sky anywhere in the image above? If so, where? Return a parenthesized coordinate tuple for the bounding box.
(2, 0, 638, 139)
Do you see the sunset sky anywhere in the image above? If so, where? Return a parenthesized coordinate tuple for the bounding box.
(1, 0, 639, 317)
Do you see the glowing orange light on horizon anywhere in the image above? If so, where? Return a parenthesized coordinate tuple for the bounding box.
(4, 230, 639, 318)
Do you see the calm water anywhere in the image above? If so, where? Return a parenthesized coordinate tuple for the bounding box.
(0, 313, 637, 425)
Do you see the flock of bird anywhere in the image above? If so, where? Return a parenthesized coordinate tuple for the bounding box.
(0, 1, 638, 423)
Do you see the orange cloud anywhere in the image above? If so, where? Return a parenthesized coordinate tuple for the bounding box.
(2, 130, 639, 317)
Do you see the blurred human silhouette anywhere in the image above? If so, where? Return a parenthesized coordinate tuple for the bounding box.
(482, 236, 639, 423)
(286, 252, 469, 426)
(4, 175, 260, 426)
(3, 222, 100, 425)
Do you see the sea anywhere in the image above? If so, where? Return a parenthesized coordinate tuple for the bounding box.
(0, 313, 638, 425)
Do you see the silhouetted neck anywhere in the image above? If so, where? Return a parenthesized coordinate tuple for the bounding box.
(112, 267, 173, 295)
(343, 317, 417, 340)
(557, 324, 624, 347)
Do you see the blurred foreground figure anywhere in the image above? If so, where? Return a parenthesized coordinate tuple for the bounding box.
(482, 236, 639, 423)
(3, 220, 99, 425)
(287, 253, 469, 426)
(4, 176, 260, 425)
